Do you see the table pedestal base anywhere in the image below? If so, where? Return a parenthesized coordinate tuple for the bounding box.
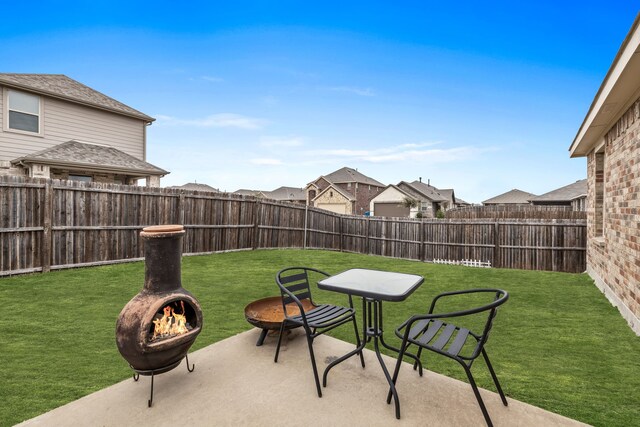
(322, 298, 423, 419)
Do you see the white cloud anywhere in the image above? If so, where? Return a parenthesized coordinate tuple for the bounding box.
(260, 95, 279, 106)
(260, 136, 305, 147)
(156, 113, 269, 130)
(328, 86, 375, 97)
(201, 75, 224, 82)
(250, 158, 283, 165)
(302, 142, 488, 164)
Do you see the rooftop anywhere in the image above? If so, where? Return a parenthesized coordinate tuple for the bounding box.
(13, 140, 168, 176)
(0, 73, 154, 122)
(483, 189, 537, 205)
(168, 183, 219, 192)
(529, 179, 587, 202)
(322, 167, 385, 187)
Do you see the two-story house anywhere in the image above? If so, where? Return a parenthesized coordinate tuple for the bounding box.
(0, 73, 167, 186)
(306, 167, 385, 215)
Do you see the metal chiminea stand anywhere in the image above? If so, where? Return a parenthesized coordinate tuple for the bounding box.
(116, 225, 203, 407)
(131, 355, 195, 407)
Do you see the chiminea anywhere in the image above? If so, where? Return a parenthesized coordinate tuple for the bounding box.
(116, 225, 203, 406)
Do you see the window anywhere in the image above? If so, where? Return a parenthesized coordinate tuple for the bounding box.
(6, 89, 41, 134)
(69, 175, 92, 183)
(594, 150, 605, 237)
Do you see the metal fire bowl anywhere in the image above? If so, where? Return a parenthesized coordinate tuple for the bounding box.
(244, 296, 314, 330)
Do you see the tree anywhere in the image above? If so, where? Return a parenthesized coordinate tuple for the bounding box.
(402, 197, 418, 209)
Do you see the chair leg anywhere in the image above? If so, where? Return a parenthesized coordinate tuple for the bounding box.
(482, 348, 508, 406)
(387, 340, 409, 405)
(412, 347, 423, 372)
(274, 321, 286, 363)
(305, 332, 323, 398)
(461, 362, 494, 427)
(352, 316, 365, 368)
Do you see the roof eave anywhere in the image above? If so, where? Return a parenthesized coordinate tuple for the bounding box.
(14, 158, 168, 176)
(570, 13, 640, 158)
(0, 80, 155, 122)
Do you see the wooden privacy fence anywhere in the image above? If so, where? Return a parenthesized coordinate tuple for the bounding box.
(0, 176, 587, 276)
(447, 205, 587, 220)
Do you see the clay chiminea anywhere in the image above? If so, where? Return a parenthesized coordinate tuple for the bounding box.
(116, 225, 202, 404)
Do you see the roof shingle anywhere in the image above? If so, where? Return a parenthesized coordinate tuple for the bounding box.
(13, 140, 167, 176)
(0, 73, 153, 121)
(529, 179, 587, 202)
(322, 167, 385, 187)
(483, 189, 537, 205)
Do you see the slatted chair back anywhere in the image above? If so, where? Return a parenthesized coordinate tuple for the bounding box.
(423, 288, 507, 360)
(276, 267, 326, 318)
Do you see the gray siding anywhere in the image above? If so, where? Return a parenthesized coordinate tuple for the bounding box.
(0, 85, 146, 162)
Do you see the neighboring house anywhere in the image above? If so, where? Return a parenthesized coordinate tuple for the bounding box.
(233, 186, 306, 204)
(168, 183, 219, 192)
(370, 179, 458, 218)
(234, 189, 267, 197)
(369, 184, 414, 217)
(455, 197, 471, 207)
(263, 186, 306, 204)
(306, 167, 385, 215)
(0, 73, 167, 186)
(529, 179, 587, 211)
(482, 189, 536, 206)
(569, 13, 640, 334)
(396, 179, 455, 217)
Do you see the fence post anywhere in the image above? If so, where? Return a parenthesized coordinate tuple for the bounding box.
(419, 220, 425, 262)
(339, 215, 343, 252)
(493, 222, 500, 268)
(303, 204, 308, 249)
(253, 199, 261, 250)
(178, 192, 185, 225)
(41, 182, 53, 273)
(365, 217, 370, 255)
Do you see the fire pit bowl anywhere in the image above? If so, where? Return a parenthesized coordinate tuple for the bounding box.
(244, 296, 314, 346)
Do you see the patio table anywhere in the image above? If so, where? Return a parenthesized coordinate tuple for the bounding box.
(317, 268, 424, 419)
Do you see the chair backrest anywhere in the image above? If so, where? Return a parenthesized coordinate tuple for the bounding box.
(471, 289, 509, 357)
(426, 288, 508, 359)
(275, 267, 328, 317)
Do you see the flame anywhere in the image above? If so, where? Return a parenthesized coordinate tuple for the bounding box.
(151, 301, 191, 341)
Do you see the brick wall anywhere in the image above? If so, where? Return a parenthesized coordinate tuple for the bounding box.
(587, 97, 640, 334)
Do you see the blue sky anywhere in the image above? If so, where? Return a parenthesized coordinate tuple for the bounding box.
(2, 2, 638, 203)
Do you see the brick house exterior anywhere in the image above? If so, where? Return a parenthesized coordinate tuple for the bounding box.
(570, 13, 640, 334)
(306, 167, 385, 215)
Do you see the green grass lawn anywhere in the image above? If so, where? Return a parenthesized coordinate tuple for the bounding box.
(1, 249, 638, 426)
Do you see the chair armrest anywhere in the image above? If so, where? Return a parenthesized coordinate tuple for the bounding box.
(428, 288, 507, 314)
(399, 289, 508, 338)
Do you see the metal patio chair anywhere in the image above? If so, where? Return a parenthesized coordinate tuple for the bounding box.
(389, 289, 509, 426)
(274, 267, 365, 397)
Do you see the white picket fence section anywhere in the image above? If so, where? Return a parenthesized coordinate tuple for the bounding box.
(432, 258, 492, 268)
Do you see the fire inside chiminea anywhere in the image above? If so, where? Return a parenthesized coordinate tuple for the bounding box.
(116, 224, 202, 407)
(150, 300, 194, 341)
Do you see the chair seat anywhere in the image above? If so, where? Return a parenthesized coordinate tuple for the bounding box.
(289, 304, 355, 329)
(403, 318, 479, 359)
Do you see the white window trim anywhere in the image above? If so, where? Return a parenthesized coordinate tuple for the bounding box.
(2, 88, 45, 137)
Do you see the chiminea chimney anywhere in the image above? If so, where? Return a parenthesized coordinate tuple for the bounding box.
(428, 179, 430, 186)
(419, 177, 422, 183)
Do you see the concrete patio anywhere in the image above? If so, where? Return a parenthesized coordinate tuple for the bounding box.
(18, 329, 587, 427)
